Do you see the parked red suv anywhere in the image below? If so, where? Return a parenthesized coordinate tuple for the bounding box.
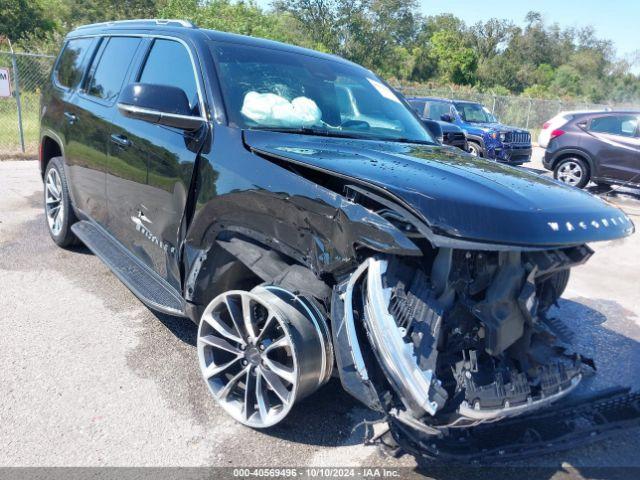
(543, 111, 640, 188)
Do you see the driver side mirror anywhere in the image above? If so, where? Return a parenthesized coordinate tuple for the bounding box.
(422, 119, 443, 144)
(117, 83, 205, 131)
(440, 113, 453, 123)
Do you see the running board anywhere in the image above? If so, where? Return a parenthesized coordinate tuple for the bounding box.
(387, 387, 640, 464)
(72, 221, 186, 317)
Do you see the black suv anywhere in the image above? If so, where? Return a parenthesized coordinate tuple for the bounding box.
(40, 20, 637, 461)
(406, 97, 468, 151)
(543, 111, 640, 189)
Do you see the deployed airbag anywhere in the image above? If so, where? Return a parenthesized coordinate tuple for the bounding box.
(241, 91, 322, 127)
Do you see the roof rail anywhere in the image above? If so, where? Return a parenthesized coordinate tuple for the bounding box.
(74, 19, 196, 31)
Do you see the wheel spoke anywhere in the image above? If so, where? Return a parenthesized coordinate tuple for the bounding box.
(48, 176, 61, 198)
(217, 365, 250, 401)
(46, 184, 61, 201)
(53, 212, 62, 231)
(241, 294, 257, 340)
(263, 335, 289, 354)
(49, 204, 61, 218)
(243, 367, 257, 420)
(200, 334, 242, 355)
(224, 296, 247, 341)
(203, 357, 240, 379)
(259, 366, 291, 404)
(256, 314, 276, 343)
(203, 312, 244, 345)
(263, 357, 295, 384)
(255, 370, 269, 421)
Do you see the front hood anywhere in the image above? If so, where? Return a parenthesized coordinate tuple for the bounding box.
(244, 130, 634, 247)
(468, 122, 526, 133)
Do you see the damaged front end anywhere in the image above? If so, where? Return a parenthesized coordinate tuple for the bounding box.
(332, 246, 639, 462)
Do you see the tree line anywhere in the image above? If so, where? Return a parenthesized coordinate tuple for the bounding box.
(2, 0, 639, 103)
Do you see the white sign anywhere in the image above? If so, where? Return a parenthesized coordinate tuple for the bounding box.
(0, 68, 11, 97)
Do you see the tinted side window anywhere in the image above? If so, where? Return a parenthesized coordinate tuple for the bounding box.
(590, 115, 639, 137)
(139, 39, 199, 114)
(86, 37, 141, 102)
(55, 38, 94, 89)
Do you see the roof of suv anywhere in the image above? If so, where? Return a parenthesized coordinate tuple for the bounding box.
(67, 19, 357, 68)
(570, 110, 640, 118)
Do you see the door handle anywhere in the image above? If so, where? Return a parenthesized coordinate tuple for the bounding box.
(110, 134, 131, 149)
(63, 112, 77, 125)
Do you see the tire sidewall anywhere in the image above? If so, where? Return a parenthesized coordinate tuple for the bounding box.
(554, 157, 589, 188)
(44, 157, 77, 247)
(468, 143, 482, 157)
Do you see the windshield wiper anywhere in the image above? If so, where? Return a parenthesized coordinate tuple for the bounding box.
(247, 126, 435, 145)
(387, 137, 436, 146)
(248, 125, 359, 139)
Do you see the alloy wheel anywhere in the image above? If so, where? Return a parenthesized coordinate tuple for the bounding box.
(45, 168, 65, 236)
(198, 290, 303, 428)
(557, 161, 584, 186)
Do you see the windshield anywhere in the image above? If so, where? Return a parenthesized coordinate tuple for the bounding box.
(211, 43, 434, 144)
(454, 102, 497, 123)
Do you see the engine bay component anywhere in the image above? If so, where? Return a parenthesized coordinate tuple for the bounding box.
(363, 258, 446, 417)
(335, 246, 598, 436)
(197, 286, 332, 427)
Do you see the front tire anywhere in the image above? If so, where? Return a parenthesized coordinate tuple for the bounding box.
(44, 157, 78, 247)
(467, 142, 482, 157)
(554, 157, 589, 188)
(197, 286, 332, 428)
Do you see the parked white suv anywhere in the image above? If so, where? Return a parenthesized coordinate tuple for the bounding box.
(538, 110, 606, 148)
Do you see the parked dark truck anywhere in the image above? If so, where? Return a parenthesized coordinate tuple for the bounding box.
(40, 20, 639, 463)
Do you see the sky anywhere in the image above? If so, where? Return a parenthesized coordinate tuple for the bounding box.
(255, 0, 639, 66)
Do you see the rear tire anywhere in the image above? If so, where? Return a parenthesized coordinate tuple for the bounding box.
(44, 157, 78, 247)
(554, 157, 589, 188)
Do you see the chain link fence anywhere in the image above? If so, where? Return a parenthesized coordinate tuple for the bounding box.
(0, 51, 55, 158)
(395, 85, 640, 143)
(0, 51, 638, 157)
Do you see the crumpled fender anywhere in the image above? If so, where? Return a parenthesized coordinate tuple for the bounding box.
(181, 127, 420, 308)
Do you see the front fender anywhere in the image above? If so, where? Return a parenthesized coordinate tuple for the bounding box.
(182, 127, 420, 309)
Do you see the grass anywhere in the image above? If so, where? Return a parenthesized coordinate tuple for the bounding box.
(0, 91, 40, 158)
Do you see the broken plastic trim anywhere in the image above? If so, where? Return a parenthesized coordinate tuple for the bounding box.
(361, 258, 441, 417)
(457, 374, 582, 421)
(340, 259, 372, 381)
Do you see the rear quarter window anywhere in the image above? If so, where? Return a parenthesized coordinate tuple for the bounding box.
(589, 115, 639, 137)
(54, 38, 94, 89)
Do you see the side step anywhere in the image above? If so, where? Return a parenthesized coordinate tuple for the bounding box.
(72, 221, 186, 317)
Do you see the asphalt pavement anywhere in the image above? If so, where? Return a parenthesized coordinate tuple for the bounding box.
(1, 150, 639, 478)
